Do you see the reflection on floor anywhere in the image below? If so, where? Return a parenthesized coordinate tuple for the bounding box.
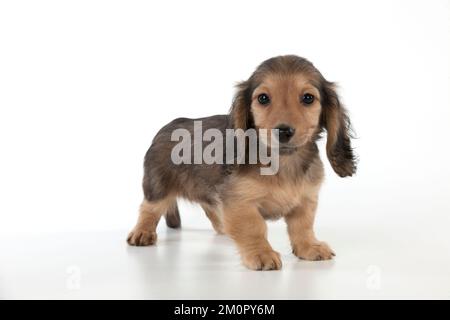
(1, 224, 449, 299)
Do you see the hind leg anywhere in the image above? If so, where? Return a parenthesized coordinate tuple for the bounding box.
(201, 204, 224, 234)
(127, 198, 173, 246)
(165, 201, 181, 229)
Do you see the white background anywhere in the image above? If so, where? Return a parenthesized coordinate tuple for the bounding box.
(0, 0, 449, 299)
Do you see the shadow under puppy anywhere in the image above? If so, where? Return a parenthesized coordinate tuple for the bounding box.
(127, 55, 356, 271)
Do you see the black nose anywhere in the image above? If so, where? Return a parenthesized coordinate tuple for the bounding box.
(276, 125, 296, 143)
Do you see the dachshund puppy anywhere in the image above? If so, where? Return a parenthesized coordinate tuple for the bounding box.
(127, 55, 356, 271)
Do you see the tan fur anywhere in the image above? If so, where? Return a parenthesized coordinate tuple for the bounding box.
(127, 198, 175, 246)
(219, 156, 326, 269)
(283, 179, 335, 261)
(251, 74, 322, 149)
(222, 200, 282, 271)
(220, 71, 335, 270)
(285, 199, 336, 261)
(225, 161, 322, 219)
(201, 204, 225, 234)
(128, 55, 356, 271)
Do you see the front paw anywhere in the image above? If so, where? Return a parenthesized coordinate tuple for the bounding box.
(242, 249, 282, 271)
(293, 241, 335, 261)
(127, 229, 157, 246)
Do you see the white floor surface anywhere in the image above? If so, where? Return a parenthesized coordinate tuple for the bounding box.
(1, 222, 449, 300)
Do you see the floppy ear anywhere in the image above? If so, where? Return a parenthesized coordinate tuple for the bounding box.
(320, 81, 357, 177)
(229, 81, 253, 130)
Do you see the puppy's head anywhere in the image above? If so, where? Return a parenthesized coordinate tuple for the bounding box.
(230, 55, 356, 177)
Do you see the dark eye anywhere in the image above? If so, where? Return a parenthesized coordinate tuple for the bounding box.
(258, 93, 270, 105)
(302, 93, 315, 105)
